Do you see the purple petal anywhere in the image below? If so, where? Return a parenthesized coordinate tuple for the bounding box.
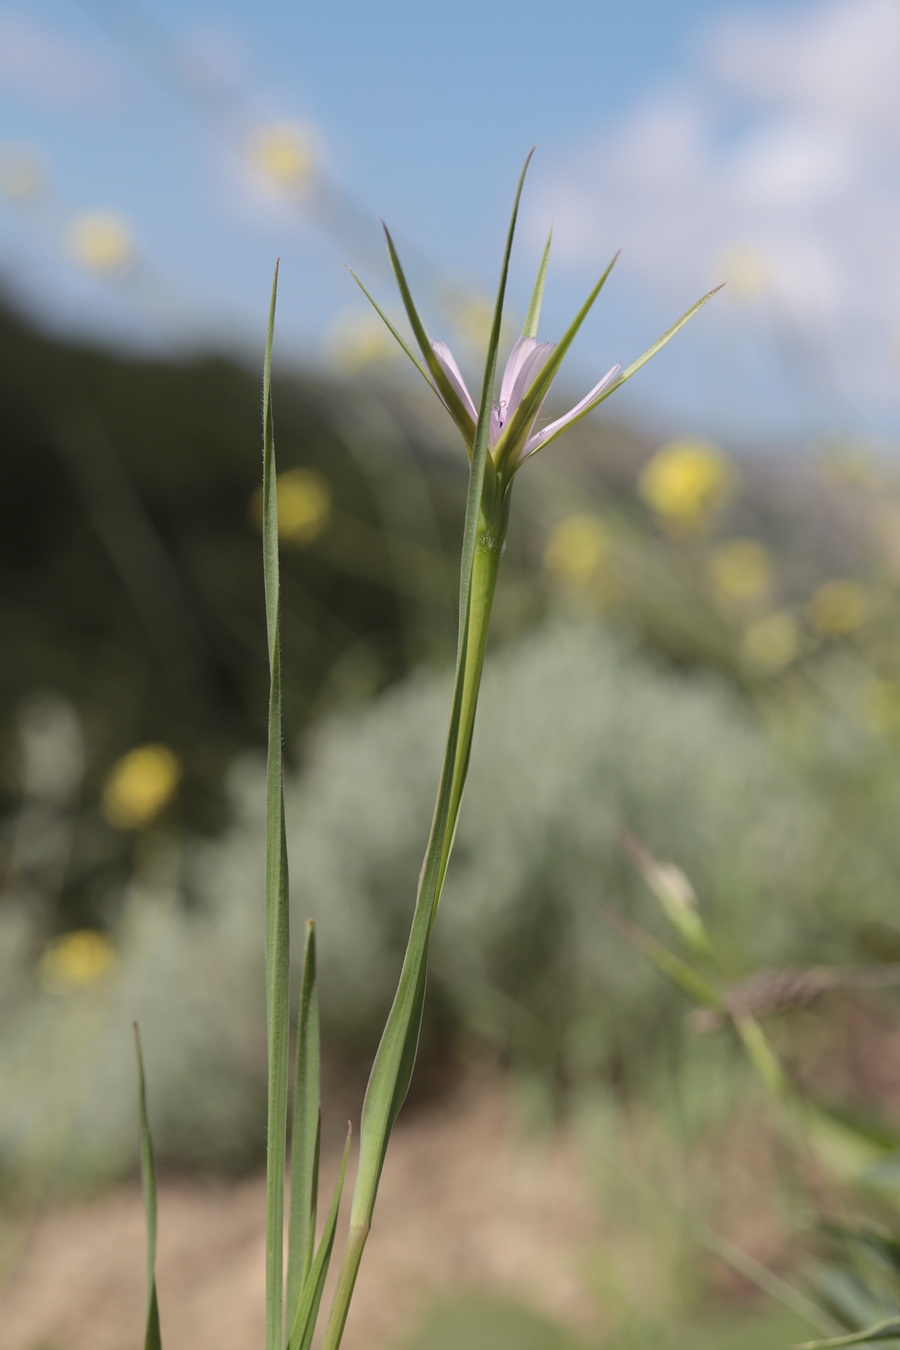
(508, 341, 555, 414)
(498, 336, 537, 416)
(431, 340, 478, 421)
(521, 362, 622, 461)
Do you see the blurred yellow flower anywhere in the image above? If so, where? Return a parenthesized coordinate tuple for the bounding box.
(865, 679, 900, 735)
(67, 211, 135, 274)
(809, 580, 868, 636)
(544, 515, 610, 588)
(250, 468, 331, 547)
(709, 538, 773, 605)
(638, 439, 733, 529)
(742, 610, 799, 671)
(716, 245, 771, 301)
(250, 122, 315, 195)
(327, 312, 398, 371)
(40, 929, 116, 991)
(0, 145, 45, 201)
(102, 743, 181, 829)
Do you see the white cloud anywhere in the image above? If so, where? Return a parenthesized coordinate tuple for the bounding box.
(0, 10, 119, 105)
(538, 0, 900, 426)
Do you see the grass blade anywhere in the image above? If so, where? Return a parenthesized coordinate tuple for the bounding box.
(604, 908, 724, 1010)
(795, 1321, 900, 1350)
(286, 921, 321, 1322)
(262, 260, 292, 1350)
(287, 1127, 352, 1350)
(134, 1024, 162, 1350)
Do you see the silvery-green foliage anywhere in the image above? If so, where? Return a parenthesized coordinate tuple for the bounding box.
(196, 618, 829, 1082)
(0, 859, 267, 1193)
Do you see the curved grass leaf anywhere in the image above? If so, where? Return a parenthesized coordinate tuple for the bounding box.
(134, 1024, 162, 1350)
(262, 260, 292, 1350)
(286, 920, 321, 1321)
(287, 1127, 352, 1350)
(795, 1319, 900, 1350)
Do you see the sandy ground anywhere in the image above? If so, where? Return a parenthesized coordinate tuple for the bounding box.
(0, 1073, 607, 1350)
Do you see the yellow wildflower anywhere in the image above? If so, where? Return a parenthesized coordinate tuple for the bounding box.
(742, 611, 799, 671)
(250, 468, 331, 547)
(102, 743, 181, 829)
(40, 929, 116, 991)
(67, 211, 135, 274)
(710, 538, 773, 605)
(544, 515, 610, 588)
(809, 580, 868, 636)
(638, 439, 733, 529)
(249, 122, 315, 196)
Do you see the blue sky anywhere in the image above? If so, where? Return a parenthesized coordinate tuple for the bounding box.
(1, 0, 898, 446)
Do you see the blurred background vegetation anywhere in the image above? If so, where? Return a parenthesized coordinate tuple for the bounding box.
(5, 285, 900, 1350)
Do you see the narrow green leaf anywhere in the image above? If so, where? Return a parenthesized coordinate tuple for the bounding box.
(604, 908, 724, 1010)
(262, 260, 292, 1350)
(383, 227, 477, 450)
(493, 250, 619, 473)
(523, 229, 552, 339)
(795, 1320, 900, 1350)
(733, 1013, 788, 1097)
(287, 920, 321, 1322)
(348, 269, 432, 385)
(287, 1127, 352, 1350)
(134, 1024, 162, 1350)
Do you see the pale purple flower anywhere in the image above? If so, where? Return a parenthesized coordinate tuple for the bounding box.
(430, 335, 621, 469)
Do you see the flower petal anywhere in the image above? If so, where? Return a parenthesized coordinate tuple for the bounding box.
(520, 362, 622, 461)
(508, 341, 555, 414)
(430, 341, 478, 422)
(498, 336, 537, 415)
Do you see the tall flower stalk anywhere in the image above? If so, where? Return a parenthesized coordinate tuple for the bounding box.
(133, 153, 719, 1350)
(317, 153, 720, 1349)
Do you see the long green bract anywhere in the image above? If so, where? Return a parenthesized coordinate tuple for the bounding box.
(533, 284, 725, 453)
(262, 261, 291, 1350)
(383, 228, 477, 450)
(320, 151, 533, 1350)
(134, 1025, 162, 1350)
(492, 249, 619, 474)
(523, 229, 552, 340)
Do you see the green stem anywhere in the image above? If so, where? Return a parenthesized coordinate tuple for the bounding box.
(321, 496, 506, 1350)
